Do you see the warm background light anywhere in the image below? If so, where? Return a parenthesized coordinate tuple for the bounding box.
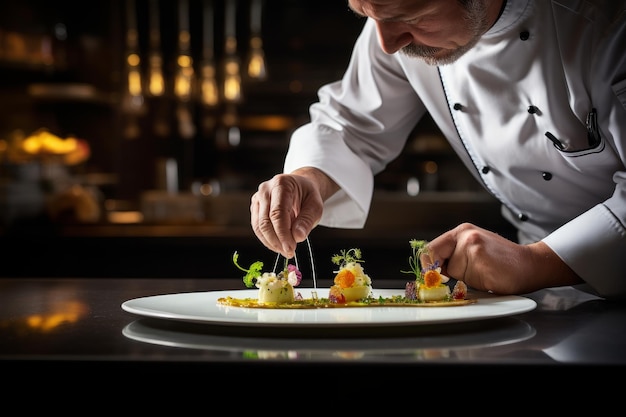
(148, 54, 164, 96)
(175, 55, 194, 100)
(200, 63, 219, 106)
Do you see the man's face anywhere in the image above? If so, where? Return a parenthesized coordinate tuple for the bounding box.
(348, 0, 495, 65)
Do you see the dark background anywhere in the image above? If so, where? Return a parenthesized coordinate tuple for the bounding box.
(0, 1, 513, 280)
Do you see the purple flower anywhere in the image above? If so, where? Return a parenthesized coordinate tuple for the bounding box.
(421, 260, 440, 274)
(405, 281, 417, 300)
(287, 264, 302, 286)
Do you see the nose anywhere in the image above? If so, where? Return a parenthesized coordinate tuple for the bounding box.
(375, 21, 413, 54)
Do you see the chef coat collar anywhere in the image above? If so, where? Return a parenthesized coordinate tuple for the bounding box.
(484, 0, 532, 38)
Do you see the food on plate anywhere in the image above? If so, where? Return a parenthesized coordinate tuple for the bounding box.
(328, 248, 372, 303)
(218, 246, 475, 309)
(402, 239, 468, 302)
(231, 251, 303, 304)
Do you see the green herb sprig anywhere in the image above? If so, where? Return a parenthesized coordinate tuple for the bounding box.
(331, 248, 363, 269)
(232, 251, 264, 288)
(400, 239, 429, 282)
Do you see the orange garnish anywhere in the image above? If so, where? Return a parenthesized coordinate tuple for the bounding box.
(334, 269, 355, 288)
(423, 270, 442, 288)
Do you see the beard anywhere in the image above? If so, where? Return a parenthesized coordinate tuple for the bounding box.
(400, 37, 481, 65)
(400, 0, 491, 65)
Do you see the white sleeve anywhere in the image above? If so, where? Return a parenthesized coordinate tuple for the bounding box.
(543, 177, 626, 299)
(284, 19, 426, 228)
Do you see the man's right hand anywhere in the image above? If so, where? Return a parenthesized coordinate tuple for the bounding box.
(250, 167, 337, 259)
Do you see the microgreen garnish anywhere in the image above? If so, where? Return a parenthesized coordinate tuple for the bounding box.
(331, 248, 363, 269)
(400, 239, 431, 282)
(232, 251, 264, 288)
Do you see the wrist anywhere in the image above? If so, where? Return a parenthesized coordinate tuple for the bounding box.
(528, 242, 582, 288)
(290, 167, 339, 200)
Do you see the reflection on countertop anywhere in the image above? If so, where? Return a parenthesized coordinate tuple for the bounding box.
(122, 316, 537, 361)
(2, 277, 625, 383)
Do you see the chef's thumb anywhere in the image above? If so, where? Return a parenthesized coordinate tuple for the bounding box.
(292, 214, 319, 243)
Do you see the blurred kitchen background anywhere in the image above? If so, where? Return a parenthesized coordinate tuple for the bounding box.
(0, 0, 514, 279)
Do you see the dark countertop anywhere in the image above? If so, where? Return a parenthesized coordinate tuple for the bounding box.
(2, 277, 624, 388)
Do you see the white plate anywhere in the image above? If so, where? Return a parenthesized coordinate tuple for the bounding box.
(121, 288, 537, 328)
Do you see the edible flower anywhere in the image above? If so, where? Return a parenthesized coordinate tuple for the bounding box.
(400, 239, 446, 283)
(232, 251, 302, 289)
(286, 264, 302, 286)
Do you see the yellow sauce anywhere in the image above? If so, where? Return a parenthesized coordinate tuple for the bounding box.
(217, 295, 477, 309)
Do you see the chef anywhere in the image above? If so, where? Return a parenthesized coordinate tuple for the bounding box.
(250, 0, 626, 299)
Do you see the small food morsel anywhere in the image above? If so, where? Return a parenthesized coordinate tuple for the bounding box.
(402, 239, 468, 302)
(328, 248, 373, 303)
(232, 251, 302, 304)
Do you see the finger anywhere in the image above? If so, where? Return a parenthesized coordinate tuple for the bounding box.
(268, 182, 298, 257)
(419, 245, 436, 270)
(425, 225, 470, 279)
(252, 181, 293, 256)
(291, 193, 322, 243)
(250, 190, 281, 254)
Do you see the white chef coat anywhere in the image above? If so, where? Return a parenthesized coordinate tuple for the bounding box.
(284, 0, 626, 299)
